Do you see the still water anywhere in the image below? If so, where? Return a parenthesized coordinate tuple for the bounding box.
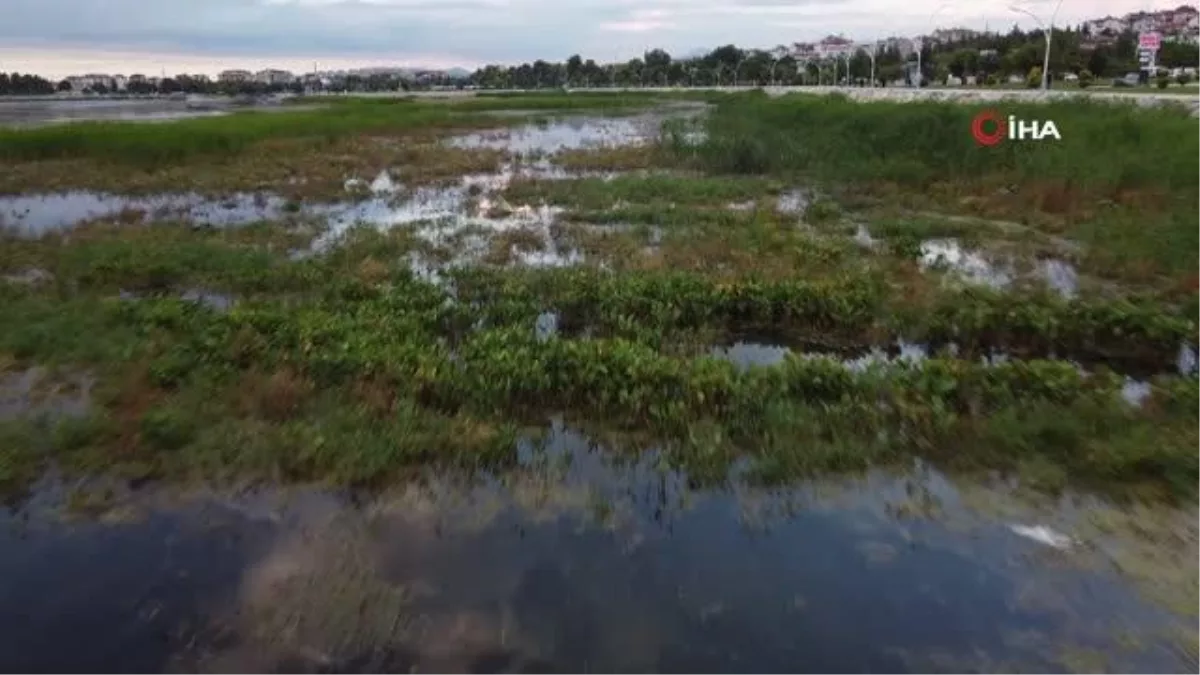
(0, 420, 1193, 673)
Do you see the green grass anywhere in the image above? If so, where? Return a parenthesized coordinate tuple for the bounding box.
(0, 221, 1195, 501)
(676, 92, 1198, 192)
(672, 91, 1200, 281)
(0, 99, 480, 165)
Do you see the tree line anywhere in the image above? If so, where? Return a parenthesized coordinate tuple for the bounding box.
(470, 27, 1200, 89)
(0, 73, 56, 96)
(3, 25, 1197, 97)
(0, 71, 430, 96)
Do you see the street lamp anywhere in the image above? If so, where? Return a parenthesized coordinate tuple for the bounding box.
(1010, 0, 1065, 91)
(868, 42, 878, 87)
(917, 2, 956, 87)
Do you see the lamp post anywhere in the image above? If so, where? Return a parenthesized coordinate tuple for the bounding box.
(866, 42, 878, 87)
(917, 2, 956, 87)
(1010, 0, 1065, 91)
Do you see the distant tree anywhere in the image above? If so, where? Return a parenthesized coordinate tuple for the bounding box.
(1177, 72, 1192, 86)
(1027, 65, 1043, 88)
(565, 54, 583, 86)
(643, 48, 671, 85)
(1086, 48, 1111, 77)
(1078, 69, 1094, 88)
(947, 48, 979, 78)
(57, 79, 72, 92)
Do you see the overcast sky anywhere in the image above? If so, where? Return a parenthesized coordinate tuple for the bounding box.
(1, 0, 1186, 78)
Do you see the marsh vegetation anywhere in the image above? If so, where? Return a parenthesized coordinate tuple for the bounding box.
(0, 90, 1196, 672)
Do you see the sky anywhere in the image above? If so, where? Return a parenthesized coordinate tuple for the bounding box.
(1, 0, 1189, 78)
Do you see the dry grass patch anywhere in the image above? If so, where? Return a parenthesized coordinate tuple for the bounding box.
(237, 368, 315, 422)
(482, 227, 546, 266)
(355, 256, 392, 285)
(0, 128, 507, 199)
(555, 145, 664, 171)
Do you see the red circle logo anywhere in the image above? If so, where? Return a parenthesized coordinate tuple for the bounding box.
(971, 110, 1006, 146)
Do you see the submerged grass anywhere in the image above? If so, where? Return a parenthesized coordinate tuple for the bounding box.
(0, 219, 1195, 501)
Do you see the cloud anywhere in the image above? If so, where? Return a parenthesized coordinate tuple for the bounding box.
(4, 0, 1189, 77)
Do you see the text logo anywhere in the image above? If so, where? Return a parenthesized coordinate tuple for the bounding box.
(971, 109, 1061, 146)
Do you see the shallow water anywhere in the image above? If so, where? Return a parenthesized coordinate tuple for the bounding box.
(707, 337, 1178, 409)
(775, 189, 811, 215)
(709, 342, 792, 371)
(919, 239, 1014, 289)
(0, 421, 1193, 672)
(0, 97, 302, 128)
(446, 115, 659, 154)
(0, 192, 293, 234)
(918, 238, 1079, 298)
(0, 367, 92, 422)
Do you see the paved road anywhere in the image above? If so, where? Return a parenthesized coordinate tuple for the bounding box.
(341, 85, 1200, 114)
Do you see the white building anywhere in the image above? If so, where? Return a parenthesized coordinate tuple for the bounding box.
(254, 69, 295, 85)
(815, 35, 855, 59)
(65, 74, 114, 92)
(791, 42, 818, 60)
(1085, 16, 1127, 34)
(217, 69, 254, 83)
(1130, 14, 1157, 32)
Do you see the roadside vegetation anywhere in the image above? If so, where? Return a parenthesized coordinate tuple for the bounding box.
(0, 90, 1196, 506)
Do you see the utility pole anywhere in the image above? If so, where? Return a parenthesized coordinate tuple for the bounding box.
(1010, 0, 1066, 90)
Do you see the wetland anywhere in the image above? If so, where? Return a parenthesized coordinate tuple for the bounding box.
(0, 90, 1196, 672)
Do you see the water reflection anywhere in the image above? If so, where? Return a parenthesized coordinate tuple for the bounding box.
(446, 116, 658, 154)
(0, 421, 1193, 672)
(913, 236, 1079, 299)
(709, 342, 792, 371)
(0, 192, 293, 234)
(920, 239, 1013, 289)
(0, 367, 92, 422)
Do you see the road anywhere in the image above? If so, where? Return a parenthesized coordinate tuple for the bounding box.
(336, 85, 1200, 112)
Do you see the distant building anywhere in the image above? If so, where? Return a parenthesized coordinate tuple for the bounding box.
(65, 74, 114, 92)
(790, 42, 818, 60)
(930, 28, 977, 44)
(1084, 16, 1127, 34)
(880, 36, 917, 58)
(217, 69, 254, 83)
(254, 69, 295, 85)
(815, 35, 855, 59)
